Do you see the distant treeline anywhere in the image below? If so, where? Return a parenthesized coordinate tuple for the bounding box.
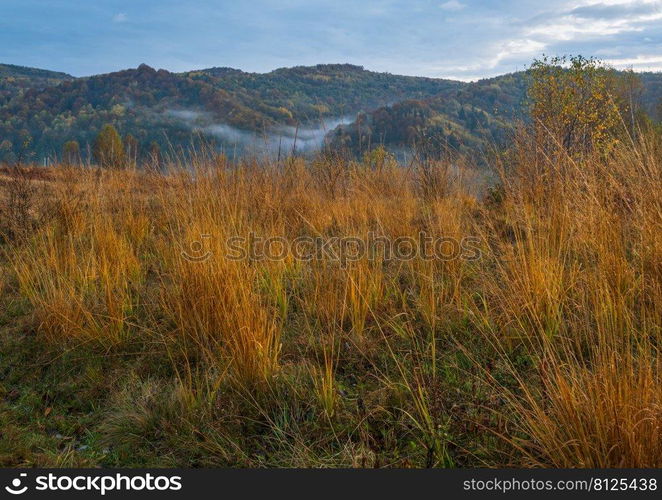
(0, 60, 660, 164)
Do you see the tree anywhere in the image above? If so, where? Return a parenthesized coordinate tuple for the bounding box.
(528, 55, 633, 155)
(62, 140, 81, 166)
(0, 139, 15, 164)
(124, 134, 139, 168)
(93, 124, 125, 168)
(16, 130, 34, 165)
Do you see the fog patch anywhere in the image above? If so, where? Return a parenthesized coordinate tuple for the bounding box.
(164, 108, 354, 157)
(167, 109, 206, 122)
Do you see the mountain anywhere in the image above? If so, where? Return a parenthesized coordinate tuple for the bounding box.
(0, 64, 277, 161)
(0, 62, 660, 164)
(185, 63, 462, 123)
(326, 72, 529, 157)
(326, 71, 662, 157)
(0, 63, 73, 107)
(0, 63, 461, 162)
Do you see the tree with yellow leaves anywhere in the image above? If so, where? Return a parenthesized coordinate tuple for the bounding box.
(529, 55, 635, 156)
(93, 124, 125, 168)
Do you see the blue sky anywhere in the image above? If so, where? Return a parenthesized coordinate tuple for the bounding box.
(1, 0, 660, 80)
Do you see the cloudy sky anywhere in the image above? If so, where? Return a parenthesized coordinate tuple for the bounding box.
(1, 0, 660, 80)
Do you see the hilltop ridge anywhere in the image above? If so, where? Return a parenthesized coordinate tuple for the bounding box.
(0, 62, 660, 162)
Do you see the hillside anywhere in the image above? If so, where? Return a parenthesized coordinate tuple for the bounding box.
(0, 63, 73, 107)
(0, 63, 461, 162)
(0, 64, 275, 162)
(327, 71, 662, 157)
(0, 62, 660, 163)
(1, 114, 659, 468)
(186, 63, 462, 122)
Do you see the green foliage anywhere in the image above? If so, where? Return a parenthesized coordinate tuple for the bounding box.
(0, 63, 461, 163)
(93, 125, 124, 168)
(187, 63, 461, 122)
(62, 140, 81, 165)
(0, 63, 72, 108)
(327, 72, 532, 157)
(332, 61, 662, 159)
(0, 61, 660, 163)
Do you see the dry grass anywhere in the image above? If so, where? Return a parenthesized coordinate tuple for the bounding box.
(0, 125, 660, 467)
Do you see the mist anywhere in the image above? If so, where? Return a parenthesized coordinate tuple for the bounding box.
(165, 109, 354, 157)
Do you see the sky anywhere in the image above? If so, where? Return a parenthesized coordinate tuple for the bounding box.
(1, 0, 661, 81)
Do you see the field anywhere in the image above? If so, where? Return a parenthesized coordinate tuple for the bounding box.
(0, 117, 660, 468)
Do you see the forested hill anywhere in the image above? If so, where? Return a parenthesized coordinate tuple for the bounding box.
(0, 62, 660, 164)
(0, 63, 461, 163)
(0, 63, 73, 106)
(0, 64, 277, 161)
(185, 64, 462, 122)
(326, 71, 662, 157)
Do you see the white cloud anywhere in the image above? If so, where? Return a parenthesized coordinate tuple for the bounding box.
(526, 12, 662, 41)
(425, 37, 546, 81)
(604, 54, 662, 70)
(439, 1, 465, 11)
(421, 0, 662, 80)
(495, 39, 546, 63)
(525, 1, 662, 42)
(113, 13, 128, 23)
(526, 17, 641, 40)
(579, 0, 660, 6)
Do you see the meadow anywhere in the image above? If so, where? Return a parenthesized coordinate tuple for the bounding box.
(0, 60, 660, 468)
(0, 131, 658, 467)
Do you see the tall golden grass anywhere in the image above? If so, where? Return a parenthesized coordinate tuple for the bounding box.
(1, 123, 660, 467)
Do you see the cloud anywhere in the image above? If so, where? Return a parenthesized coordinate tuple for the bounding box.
(524, 4, 662, 42)
(439, 0, 465, 11)
(570, 2, 655, 20)
(493, 38, 546, 66)
(604, 54, 662, 71)
(409, 0, 661, 81)
(2, 0, 660, 80)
